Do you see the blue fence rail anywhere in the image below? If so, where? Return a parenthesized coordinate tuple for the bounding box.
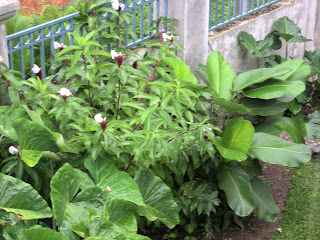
(6, 0, 168, 80)
(209, 0, 282, 31)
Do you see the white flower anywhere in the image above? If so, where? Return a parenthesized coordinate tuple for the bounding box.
(0, 55, 3, 62)
(277, 228, 282, 233)
(9, 146, 19, 155)
(162, 33, 174, 42)
(111, 50, 119, 59)
(54, 41, 67, 50)
(111, 0, 125, 11)
(94, 113, 106, 123)
(32, 64, 41, 73)
(58, 87, 72, 97)
(106, 186, 112, 192)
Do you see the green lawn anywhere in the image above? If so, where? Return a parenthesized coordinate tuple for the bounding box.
(271, 159, 320, 240)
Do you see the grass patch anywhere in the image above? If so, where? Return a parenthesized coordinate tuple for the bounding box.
(271, 159, 320, 240)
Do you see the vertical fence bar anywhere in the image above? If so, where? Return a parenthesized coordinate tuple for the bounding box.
(221, 0, 225, 23)
(234, 0, 238, 18)
(214, 0, 219, 25)
(8, 40, 13, 70)
(29, 33, 35, 78)
(148, 2, 152, 36)
(209, 0, 213, 29)
(140, 4, 144, 40)
(132, 0, 136, 43)
(227, 0, 231, 20)
(39, 29, 46, 79)
(18, 37, 25, 80)
(240, 0, 243, 14)
(257, 0, 260, 8)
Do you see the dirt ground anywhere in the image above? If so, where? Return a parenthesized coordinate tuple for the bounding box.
(214, 162, 291, 240)
(19, 0, 73, 15)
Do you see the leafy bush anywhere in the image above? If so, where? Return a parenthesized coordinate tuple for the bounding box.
(0, 6, 313, 240)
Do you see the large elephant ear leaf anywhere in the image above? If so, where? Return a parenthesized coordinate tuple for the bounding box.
(23, 228, 67, 240)
(217, 162, 253, 217)
(0, 173, 52, 220)
(0, 106, 29, 141)
(250, 177, 279, 222)
(13, 119, 60, 167)
(273, 59, 311, 82)
(84, 155, 144, 206)
(134, 169, 179, 229)
(50, 163, 80, 227)
(248, 132, 311, 167)
(206, 50, 235, 100)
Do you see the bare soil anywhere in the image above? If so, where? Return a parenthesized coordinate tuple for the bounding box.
(19, 0, 73, 15)
(214, 162, 292, 240)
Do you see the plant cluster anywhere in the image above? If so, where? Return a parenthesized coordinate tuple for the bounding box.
(0, 4, 316, 240)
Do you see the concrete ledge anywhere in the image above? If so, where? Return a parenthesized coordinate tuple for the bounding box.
(208, 0, 320, 74)
(0, 0, 19, 23)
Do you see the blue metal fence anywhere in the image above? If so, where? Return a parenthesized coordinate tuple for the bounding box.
(209, 0, 282, 32)
(6, 0, 168, 80)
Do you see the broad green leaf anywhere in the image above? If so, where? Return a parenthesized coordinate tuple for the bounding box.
(84, 155, 144, 206)
(213, 137, 248, 162)
(248, 132, 311, 167)
(233, 68, 291, 92)
(23, 228, 67, 240)
(217, 162, 253, 217)
(239, 98, 287, 116)
(273, 59, 311, 82)
(288, 35, 312, 43)
(195, 63, 209, 85)
(309, 51, 320, 76)
(273, 16, 301, 42)
(262, 115, 307, 143)
(306, 111, 320, 138)
(0, 106, 29, 141)
(163, 56, 198, 85)
(206, 50, 235, 100)
(50, 163, 80, 227)
(243, 79, 305, 99)
(224, 117, 255, 152)
(238, 31, 273, 57)
(250, 177, 279, 222)
(134, 169, 179, 229)
(288, 100, 302, 115)
(13, 119, 59, 167)
(106, 199, 137, 233)
(0, 174, 52, 219)
(214, 98, 251, 114)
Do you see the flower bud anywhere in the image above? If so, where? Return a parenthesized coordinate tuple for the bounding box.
(94, 113, 107, 131)
(106, 186, 112, 192)
(117, 54, 123, 67)
(9, 146, 19, 156)
(132, 61, 138, 69)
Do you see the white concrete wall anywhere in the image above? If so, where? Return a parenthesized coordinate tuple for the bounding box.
(208, 0, 320, 74)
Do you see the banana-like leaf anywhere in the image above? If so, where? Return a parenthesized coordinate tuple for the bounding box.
(134, 169, 179, 229)
(233, 68, 291, 92)
(217, 162, 253, 217)
(0, 106, 29, 141)
(84, 155, 144, 206)
(243, 79, 305, 99)
(214, 98, 251, 114)
(0, 174, 52, 220)
(250, 177, 279, 222)
(273, 59, 311, 82)
(23, 228, 67, 240)
(258, 115, 307, 144)
(13, 119, 60, 167)
(248, 132, 311, 167)
(224, 117, 255, 152)
(239, 98, 287, 116)
(213, 137, 247, 162)
(206, 50, 235, 100)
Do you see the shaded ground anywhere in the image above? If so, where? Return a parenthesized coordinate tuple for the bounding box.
(19, 0, 73, 15)
(214, 162, 291, 240)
